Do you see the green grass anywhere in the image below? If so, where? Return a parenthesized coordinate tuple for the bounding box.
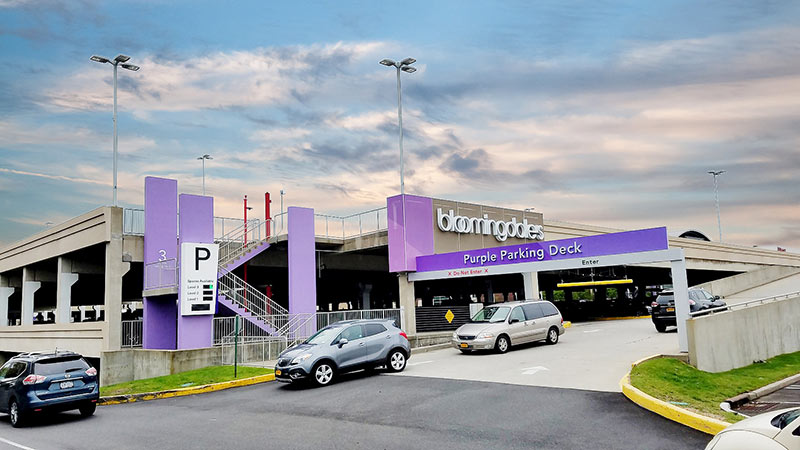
(101, 365, 273, 397)
(630, 351, 800, 423)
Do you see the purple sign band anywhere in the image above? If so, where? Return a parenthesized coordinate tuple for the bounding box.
(414, 227, 668, 272)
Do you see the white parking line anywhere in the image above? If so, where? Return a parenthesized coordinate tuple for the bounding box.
(521, 366, 549, 375)
(582, 329, 601, 333)
(407, 360, 434, 367)
(0, 436, 37, 450)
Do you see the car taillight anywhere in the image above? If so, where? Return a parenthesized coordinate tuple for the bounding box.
(22, 374, 46, 385)
(689, 299, 696, 306)
(399, 331, 408, 340)
(651, 302, 658, 308)
(86, 367, 97, 377)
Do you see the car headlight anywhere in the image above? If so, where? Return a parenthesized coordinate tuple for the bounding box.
(290, 353, 312, 365)
(477, 332, 494, 339)
(452, 332, 458, 340)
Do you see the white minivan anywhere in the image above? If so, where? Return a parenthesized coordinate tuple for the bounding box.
(452, 300, 565, 353)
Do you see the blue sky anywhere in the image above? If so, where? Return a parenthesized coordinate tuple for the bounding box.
(1, 0, 799, 252)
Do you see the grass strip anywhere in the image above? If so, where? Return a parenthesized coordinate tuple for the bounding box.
(630, 351, 800, 423)
(101, 365, 274, 397)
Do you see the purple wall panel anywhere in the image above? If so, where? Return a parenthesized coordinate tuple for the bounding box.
(142, 177, 178, 350)
(288, 207, 316, 332)
(387, 194, 434, 272)
(177, 194, 214, 350)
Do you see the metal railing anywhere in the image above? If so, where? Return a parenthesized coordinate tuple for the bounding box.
(121, 320, 143, 348)
(213, 313, 316, 346)
(270, 207, 388, 240)
(218, 271, 288, 317)
(220, 335, 288, 366)
(316, 308, 401, 329)
(143, 258, 178, 290)
(213, 316, 274, 346)
(217, 219, 270, 268)
(689, 290, 800, 317)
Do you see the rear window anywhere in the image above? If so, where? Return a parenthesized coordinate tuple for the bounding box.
(656, 293, 674, 304)
(365, 323, 387, 336)
(771, 409, 800, 430)
(540, 302, 559, 317)
(34, 357, 89, 376)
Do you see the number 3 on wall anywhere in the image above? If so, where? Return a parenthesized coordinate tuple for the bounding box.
(158, 249, 167, 261)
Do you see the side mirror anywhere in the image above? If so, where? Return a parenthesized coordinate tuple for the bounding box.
(509, 318, 520, 324)
(713, 296, 721, 300)
(338, 338, 349, 347)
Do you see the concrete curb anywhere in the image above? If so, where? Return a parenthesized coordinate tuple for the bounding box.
(100, 373, 275, 405)
(620, 355, 731, 436)
(411, 343, 451, 355)
(726, 372, 800, 408)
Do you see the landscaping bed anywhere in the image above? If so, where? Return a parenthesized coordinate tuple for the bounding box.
(101, 365, 274, 397)
(630, 351, 800, 423)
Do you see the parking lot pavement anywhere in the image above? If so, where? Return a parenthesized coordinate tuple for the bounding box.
(0, 371, 710, 450)
(396, 318, 680, 392)
(736, 381, 800, 415)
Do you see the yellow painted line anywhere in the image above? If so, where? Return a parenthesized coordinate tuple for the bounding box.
(620, 357, 730, 436)
(100, 373, 275, 405)
(592, 315, 651, 321)
(557, 279, 634, 287)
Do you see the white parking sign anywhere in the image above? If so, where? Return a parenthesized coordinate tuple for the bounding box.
(180, 242, 219, 316)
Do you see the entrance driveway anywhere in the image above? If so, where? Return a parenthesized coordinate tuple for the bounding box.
(397, 317, 680, 392)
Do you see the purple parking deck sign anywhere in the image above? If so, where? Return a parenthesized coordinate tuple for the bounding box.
(415, 227, 669, 273)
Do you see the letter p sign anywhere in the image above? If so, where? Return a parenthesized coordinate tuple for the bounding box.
(195, 247, 211, 271)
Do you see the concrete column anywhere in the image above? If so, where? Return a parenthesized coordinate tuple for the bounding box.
(21, 267, 41, 326)
(522, 271, 540, 300)
(398, 273, 416, 336)
(56, 257, 79, 324)
(0, 274, 13, 327)
(670, 251, 690, 353)
(104, 207, 131, 351)
(361, 284, 372, 310)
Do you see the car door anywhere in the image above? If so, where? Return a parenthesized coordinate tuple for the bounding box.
(363, 323, 390, 364)
(333, 325, 367, 369)
(0, 361, 25, 412)
(522, 303, 547, 341)
(507, 307, 527, 345)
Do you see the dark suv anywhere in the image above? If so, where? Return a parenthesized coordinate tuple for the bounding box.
(0, 351, 99, 427)
(651, 288, 727, 332)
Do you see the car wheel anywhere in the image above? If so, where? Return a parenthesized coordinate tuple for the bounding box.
(546, 327, 559, 345)
(9, 399, 24, 428)
(312, 362, 335, 386)
(655, 322, 667, 333)
(495, 335, 510, 353)
(79, 402, 97, 417)
(387, 350, 407, 372)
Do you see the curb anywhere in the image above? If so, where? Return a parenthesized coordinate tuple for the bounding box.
(100, 373, 275, 405)
(592, 315, 651, 321)
(726, 372, 800, 408)
(411, 343, 451, 355)
(620, 355, 731, 436)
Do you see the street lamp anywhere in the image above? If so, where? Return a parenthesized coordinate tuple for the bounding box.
(197, 154, 213, 195)
(90, 54, 140, 207)
(380, 57, 417, 195)
(708, 170, 726, 242)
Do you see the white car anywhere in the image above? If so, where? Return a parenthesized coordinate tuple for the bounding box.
(705, 407, 800, 450)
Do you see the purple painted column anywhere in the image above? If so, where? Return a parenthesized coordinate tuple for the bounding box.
(177, 194, 215, 350)
(143, 177, 178, 350)
(288, 207, 317, 333)
(387, 194, 434, 272)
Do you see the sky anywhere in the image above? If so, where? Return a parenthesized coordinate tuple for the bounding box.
(0, 0, 798, 252)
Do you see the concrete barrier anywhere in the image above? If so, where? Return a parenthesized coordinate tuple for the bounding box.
(687, 294, 800, 372)
(101, 347, 222, 386)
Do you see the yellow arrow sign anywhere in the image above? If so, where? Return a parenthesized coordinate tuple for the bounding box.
(445, 309, 455, 323)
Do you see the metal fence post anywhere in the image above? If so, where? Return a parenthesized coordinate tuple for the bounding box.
(234, 315, 240, 378)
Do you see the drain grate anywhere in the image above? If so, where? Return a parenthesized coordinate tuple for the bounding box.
(736, 402, 780, 414)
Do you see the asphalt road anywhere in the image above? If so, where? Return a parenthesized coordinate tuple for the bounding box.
(0, 372, 710, 450)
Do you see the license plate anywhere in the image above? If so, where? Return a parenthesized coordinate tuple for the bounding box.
(275, 369, 282, 376)
(459, 343, 468, 348)
(60, 381, 74, 389)
(666, 307, 675, 312)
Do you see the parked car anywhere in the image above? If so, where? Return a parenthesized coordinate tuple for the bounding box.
(274, 319, 410, 387)
(651, 288, 727, 332)
(451, 300, 565, 354)
(705, 407, 800, 450)
(0, 351, 99, 427)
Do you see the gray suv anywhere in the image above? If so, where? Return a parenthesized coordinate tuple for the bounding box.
(452, 300, 565, 353)
(275, 319, 410, 386)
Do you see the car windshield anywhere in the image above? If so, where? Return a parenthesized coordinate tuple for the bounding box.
(771, 409, 800, 430)
(471, 306, 510, 323)
(304, 326, 342, 345)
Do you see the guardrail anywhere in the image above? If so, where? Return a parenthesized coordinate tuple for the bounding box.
(270, 207, 387, 240)
(143, 258, 178, 291)
(316, 308, 401, 329)
(121, 320, 143, 348)
(688, 290, 800, 317)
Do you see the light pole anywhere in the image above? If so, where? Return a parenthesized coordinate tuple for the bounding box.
(197, 154, 212, 195)
(90, 54, 140, 207)
(708, 170, 726, 242)
(379, 57, 417, 195)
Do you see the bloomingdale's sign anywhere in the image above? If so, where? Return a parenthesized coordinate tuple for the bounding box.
(437, 208, 544, 242)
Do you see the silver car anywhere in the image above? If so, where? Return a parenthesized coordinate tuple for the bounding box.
(452, 300, 565, 353)
(275, 319, 411, 386)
